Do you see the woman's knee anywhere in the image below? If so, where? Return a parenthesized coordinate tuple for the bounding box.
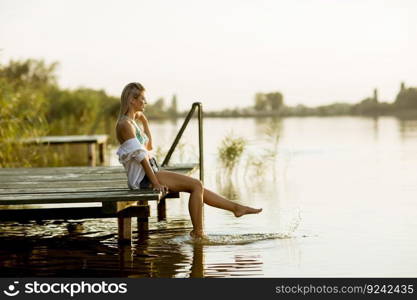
(191, 179, 203, 193)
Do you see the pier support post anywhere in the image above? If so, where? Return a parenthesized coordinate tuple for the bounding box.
(137, 217, 149, 232)
(157, 198, 166, 221)
(119, 244, 133, 270)
(117, 217, 132, 244)
(137, 200, 149, 236)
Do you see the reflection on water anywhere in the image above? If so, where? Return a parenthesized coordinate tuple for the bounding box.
(216, 176, 240, 200)
(1, 116, 417, 277)
(0, 221, 277, 278)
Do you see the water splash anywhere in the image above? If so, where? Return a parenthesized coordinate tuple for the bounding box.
(163, 207, 303, 246)
(166, 232, 293, 246)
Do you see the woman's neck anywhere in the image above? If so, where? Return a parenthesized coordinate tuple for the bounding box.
(124, 110, 136, 120)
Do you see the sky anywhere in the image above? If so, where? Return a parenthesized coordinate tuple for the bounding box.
(1, 0, 416, 111)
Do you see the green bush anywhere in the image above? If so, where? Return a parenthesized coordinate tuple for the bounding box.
(0, 60, 52, 167)
(218, 134, 247, 172)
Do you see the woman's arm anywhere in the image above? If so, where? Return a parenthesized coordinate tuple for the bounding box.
(136, 112, 153, 151)
(140, 159, 167, 193)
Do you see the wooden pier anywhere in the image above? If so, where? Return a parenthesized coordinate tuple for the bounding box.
(0, 164, 196, 243)
(22, 135, 108, 166)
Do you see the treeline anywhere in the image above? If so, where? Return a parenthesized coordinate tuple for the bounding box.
(206, 84, 417, 118)
(205, 92, 284, 118)
(282, 85, 417, 117)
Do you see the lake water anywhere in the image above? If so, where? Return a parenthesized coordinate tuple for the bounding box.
(1, 116, 417, 277)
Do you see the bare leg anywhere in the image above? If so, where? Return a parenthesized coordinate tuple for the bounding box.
(156, 171, 204, 238)
(155, 171, 262, 237)
(203, 188, 262, 217)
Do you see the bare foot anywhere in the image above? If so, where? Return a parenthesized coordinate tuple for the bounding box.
(190, 229, 207, 240)
(234, 205, 263, 218)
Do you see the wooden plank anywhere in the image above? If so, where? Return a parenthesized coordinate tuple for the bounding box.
(0, 163, 195, 244)
(0, 164, 197, 176)
(0, 166, 196, 187)
(21, 135, 108, 145)
(0, 166, 125, 176)
(0, 181, 129, 189)
(0, 187, 133, 194)
(0, 205, 150, 220)
(0, 176, 127, 184)
(0, 189, 178, 205)
(0, 163, 189, 204)
(0, 185, 180, 197)
(0, 174, 127, 183)
(0, 190, 161, 205)
(0, 180, 128, 188)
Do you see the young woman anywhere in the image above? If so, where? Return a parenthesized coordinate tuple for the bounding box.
(116, 82, 262, 239)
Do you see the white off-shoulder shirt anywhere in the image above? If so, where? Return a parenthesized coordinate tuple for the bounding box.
(116, 137, 149, 189)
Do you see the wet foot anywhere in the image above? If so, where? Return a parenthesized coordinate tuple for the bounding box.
(190, 229, 207, 240)
(233, 205, 263, 218)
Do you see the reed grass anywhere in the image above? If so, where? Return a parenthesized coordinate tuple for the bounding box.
(218, 133, 247, 174)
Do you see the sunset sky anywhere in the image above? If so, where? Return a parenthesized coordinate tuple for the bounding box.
(1, 0, 416, 110)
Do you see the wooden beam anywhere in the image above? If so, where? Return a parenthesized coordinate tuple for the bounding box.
(98, 142, 106, 165)
(21, 134, 109, 145)
(0, 174, 128, 183)
(117, 205, 150, 218)
(0, 205, 150, 221)
(0, 187, 134, 194)
(101, 200, 138, 214)
(0, 189, 180, 197)
(0, 164, 196, 176)
(0, 181, 130, 190)
(0, 190, 161, 205)
(0, 166, 126, 176)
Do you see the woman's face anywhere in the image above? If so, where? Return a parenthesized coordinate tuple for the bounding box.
(132, 91, 147, 112)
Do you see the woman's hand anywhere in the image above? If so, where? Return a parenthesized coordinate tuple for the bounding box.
(152, 183, 169, 194)
(136, 112, 153, 151)
(136, 112, 149, 125)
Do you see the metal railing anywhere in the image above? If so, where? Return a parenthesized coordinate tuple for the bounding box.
(161, 102, 204, 183)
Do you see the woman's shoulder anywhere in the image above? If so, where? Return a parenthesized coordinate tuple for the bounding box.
(116, 119, 135, 138)
(117, 118, 133, 128)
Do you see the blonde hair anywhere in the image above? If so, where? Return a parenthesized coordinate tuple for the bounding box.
(118, 82, 145, 121)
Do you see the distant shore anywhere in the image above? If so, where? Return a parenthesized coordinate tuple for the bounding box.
(170, 108, 417, 120)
